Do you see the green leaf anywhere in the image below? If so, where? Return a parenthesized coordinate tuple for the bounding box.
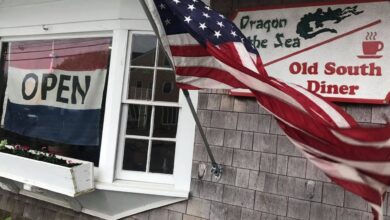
(0, 139, 7, 150)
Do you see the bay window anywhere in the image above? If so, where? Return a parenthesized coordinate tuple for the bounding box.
(0, 30, 197, 197)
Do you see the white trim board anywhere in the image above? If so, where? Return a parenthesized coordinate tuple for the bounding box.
(82, 197, 186, 220)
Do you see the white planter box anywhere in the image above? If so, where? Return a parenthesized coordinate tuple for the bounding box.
(0, 146, 94, 197)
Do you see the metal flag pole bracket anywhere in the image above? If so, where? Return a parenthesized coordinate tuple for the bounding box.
(210, 163, 223, 179)
(182, 90, 223, 179)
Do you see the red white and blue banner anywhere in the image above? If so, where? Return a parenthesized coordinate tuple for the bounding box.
(1, 39, 110, 146)
(231, 1, 389, 104)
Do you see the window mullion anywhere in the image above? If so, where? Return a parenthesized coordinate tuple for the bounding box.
(121, 35, 134, 102)
(151, 39, 159, 101)
(115, 104, 129, 177)
(146, 106, 155, 173)
(125, 135, 176, 142)
(129, 65, 172, 71)
(145, 40, 160, 173)
(122, 100, 181, 107)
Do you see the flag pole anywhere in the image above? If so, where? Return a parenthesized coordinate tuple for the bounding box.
(139, 0, 223, 179)
(182, 89, 223, 178)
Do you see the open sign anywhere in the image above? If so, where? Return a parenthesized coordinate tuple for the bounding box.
(22, 73, 90, 105)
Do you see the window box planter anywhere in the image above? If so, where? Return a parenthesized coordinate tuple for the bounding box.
(0, 145, 94, 197)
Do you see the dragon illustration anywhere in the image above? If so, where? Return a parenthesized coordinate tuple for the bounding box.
(296, 6, 364, 40)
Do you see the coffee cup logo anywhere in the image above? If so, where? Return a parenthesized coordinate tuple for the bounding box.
(363, 41, 383, 55)
(358, 32, 384, 59)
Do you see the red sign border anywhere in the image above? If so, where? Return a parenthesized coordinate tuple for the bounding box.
(230, 0, 388, 20)
(230, 0, 390, 105)
(229, 90, 390, 105)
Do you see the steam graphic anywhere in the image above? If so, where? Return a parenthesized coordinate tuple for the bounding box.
(366, 32, 377, 40)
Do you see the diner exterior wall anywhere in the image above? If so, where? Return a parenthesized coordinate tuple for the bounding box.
(0, 0, 390, 220)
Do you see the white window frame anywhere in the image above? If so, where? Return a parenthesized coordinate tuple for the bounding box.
(114, 31, 195, 187)
(0, 25, 197, 197)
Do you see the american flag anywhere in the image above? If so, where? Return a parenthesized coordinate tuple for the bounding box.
(142, 0, 390, 219)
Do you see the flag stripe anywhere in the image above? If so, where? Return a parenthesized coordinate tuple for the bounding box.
(331, 129, 390, 147)
(174, 54, 307, 113)
(176, 66, 248, 88)
(176, 74, 234, 89)
(170, 45, 210, 57)
(305, 153, 387, 199)
(167, 33, 199, 46)
(291, 137, 390, 177)
(278, 119, 390, 162)
(287, 83, 354, 127)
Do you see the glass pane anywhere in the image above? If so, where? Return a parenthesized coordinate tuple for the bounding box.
(131, 35, 157, 67)
(128, 68, 154, 100)
(157, 45, 171, 68)
(0, 37, 112, 166)
(46, 145, 100, 166)
(0, 43, 8, 128)
(126, 104, 152, 136)
(122, 139, 148, 171)
(154, 70, 179, 102)
(150, 141, 175, 174)
(153, 107, 179, 138)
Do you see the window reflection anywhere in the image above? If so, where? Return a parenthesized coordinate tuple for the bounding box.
(157, 45, 171, 68)
(122, 139, 148, 171)
(154, 70, 179, 102)
(126, 104, 152, 136)
(131, 35, 157, 67)
(153, 107, 179, 138)
(9, 38, 111, 71)
(128, 68, 154, 100)
(150, 141, 176, 174)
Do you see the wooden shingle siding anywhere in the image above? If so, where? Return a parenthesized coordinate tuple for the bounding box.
(0, 189, 99, 220)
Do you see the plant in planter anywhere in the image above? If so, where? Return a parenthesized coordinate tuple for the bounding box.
(0, 139, 94, 197)
(0, 139, 80, 167)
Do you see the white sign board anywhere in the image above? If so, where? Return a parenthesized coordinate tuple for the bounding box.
(232, 0, 389, 104)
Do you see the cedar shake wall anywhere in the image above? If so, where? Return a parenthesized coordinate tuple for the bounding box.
(0, 0, 390, 220)
(0, 189, 98, 220)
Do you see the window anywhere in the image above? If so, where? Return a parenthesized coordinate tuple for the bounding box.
(114, 33, 196, 187)
(0, 30, 197, 197)
(0, 37, 112, 166)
